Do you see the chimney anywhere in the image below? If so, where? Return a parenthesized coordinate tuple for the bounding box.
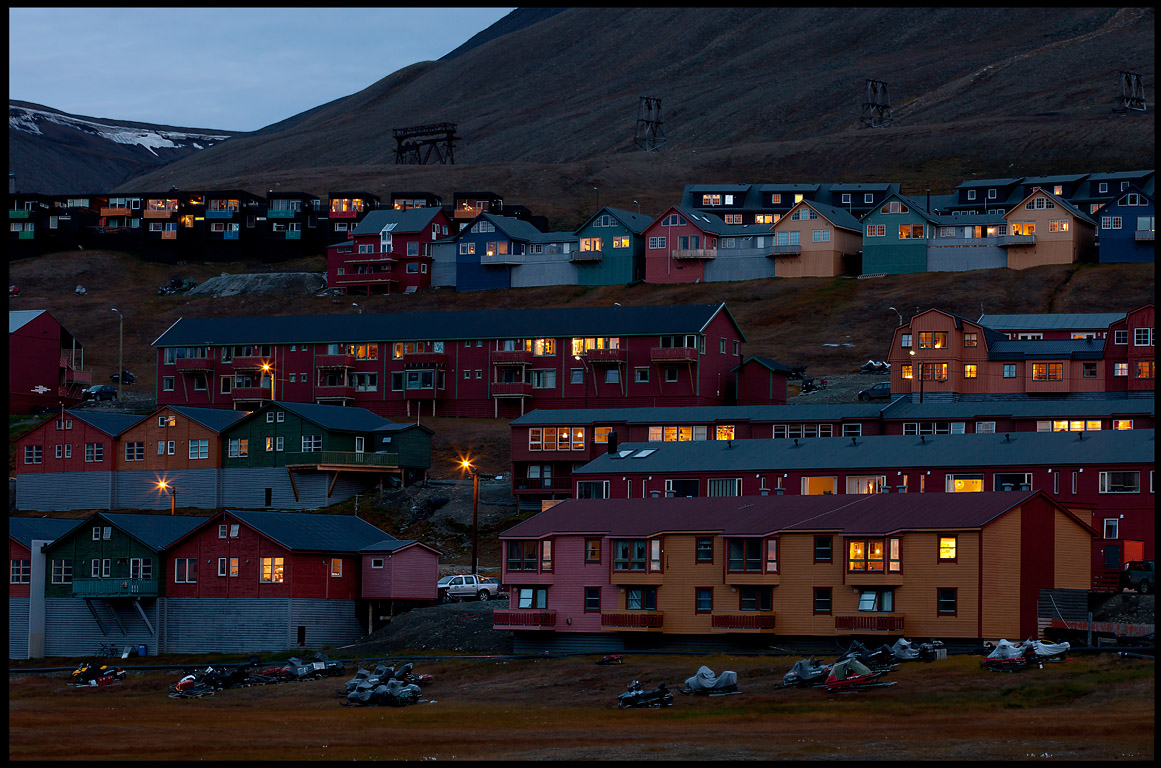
(726, 439, 733, 449)
(1076, 431, 1083, 442)
(851, 437, 857, 447)
(920, 435, 926, 445)
(926, 188, 931, 212)
(793, 439, 799, 448)
(607, 431, 619, 455)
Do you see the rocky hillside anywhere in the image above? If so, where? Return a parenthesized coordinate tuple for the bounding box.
(115, 7, 1154, 227)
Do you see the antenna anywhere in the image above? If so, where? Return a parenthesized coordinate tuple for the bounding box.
(860, 79, 893, 128)
(1114, 71, 1146, 113)
(634, 96, 667, 151)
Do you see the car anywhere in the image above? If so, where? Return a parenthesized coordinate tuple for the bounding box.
(1119, 560, 1154, 594)
(82, 384, 118, 401)
(858, 382, 891, 401)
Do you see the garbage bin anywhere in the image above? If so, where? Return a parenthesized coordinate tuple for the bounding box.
(137, 644, 147, 658)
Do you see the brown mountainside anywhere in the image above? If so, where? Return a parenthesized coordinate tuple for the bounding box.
(119, 7, 1154, 227)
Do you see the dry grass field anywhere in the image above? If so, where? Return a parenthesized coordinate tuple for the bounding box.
(9, 652, 1153, 760)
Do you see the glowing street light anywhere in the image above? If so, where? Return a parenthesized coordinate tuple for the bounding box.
(156, 479, 177, 515)
(458, 457, 485, 575)
(261, 362, 275, 401)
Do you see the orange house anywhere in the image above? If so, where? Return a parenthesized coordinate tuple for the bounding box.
(495, 491, 1093, 650)
(1003, 188, 1096, 270)
(768, 200, 863, 277)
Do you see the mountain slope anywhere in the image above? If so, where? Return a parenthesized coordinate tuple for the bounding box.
(8, 100, 242, 194)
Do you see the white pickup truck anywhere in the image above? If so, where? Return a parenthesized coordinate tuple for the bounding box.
(437, 574, 504, 603)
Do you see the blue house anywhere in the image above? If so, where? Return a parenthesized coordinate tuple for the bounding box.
(858, 193, 940, 275)
(439, 213, 578, 292)
(1094, 185, 1155, 263)
(945, 177, 1024, 215)
(572, 206, 652, 285)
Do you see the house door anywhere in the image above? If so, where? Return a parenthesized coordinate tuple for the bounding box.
(1102, 543, 1123, 570)
(265, 488, 273, 507)
(355, 436, 365, 454)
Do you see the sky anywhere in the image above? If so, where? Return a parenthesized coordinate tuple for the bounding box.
(8, 7, 515, 133)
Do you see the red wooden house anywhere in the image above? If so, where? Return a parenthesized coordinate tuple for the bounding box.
(9, 517, 85, 658)
(326, 207, 452, 295)
(9, 310, 91, 413)
(1103, 305, 1155, 395)
(733, 356, 791, 406)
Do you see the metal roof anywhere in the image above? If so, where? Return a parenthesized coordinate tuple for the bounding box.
(359, 538, 442, 555)
(9, 309, 47, 334)
(500, 491, 1050, 539)
(735, 356, 794, 374)
(987, 338, 1105, 360)
(67, 409, 148, 437)
(170, 406, 250, 433)
(98, 513, 211, 551)
(351, 208, 443, 236)
(956, 178, 1024, 188)
(226, 510, 395, 552)
(260, 401, 394, 432)
(573, 429, 1154, 475)
(977, 312, 1126, 330)
(795, 200, 863, 231)
(575, 206, 654, 235)
(9, 517, 85, 548)
(153, 304, 734, 346)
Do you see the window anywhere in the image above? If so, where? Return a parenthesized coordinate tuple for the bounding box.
(695, 587, 714, 613)
(695, 538, 714, 563)
(813, 587, 832, 614)
(1114, 363, 1128, 377)
(188, 440, 208, 460)
(613, 539, 648, 571)
(584, 587, 601, 612)
(371, 558, 384, 569)
(739, 586, 773, 612)
(174, 558, 198, 583)
(708, 478, 742, 497)
(1135, 327, 1154, 346)
(1032, 362, 1064, 381)
(539, 540, 553, 572)
(260, 557, 284, 583)
(162, 377, 175, 391)
(994, 473, 1032, 491)
(584, 539, 601, 563)
(918, 331, 947, 349)
(23, 445, 42, 464)
(506, 541, 538, 571)
(964, 363, 977, 379)
(1099, 471, 1140, 494)
(1102, 518, 1119, 540)
(330, 558, 343, 578)
(228, 438, 248, 458)
(664, 367, 679, 383)
(11, 559, 31, 584)
(846, 475, 887, 494)
(946, 474, 983, 493)
(576, 480, 609, 499)
(1003, 364, 1017, 379)
(848, 539, 885, 572)
(1114, 420, 1134, 431)
(937, 588, 957, 615)
(1082, 362, 1098, 378)
(301, 435, 322, 452)
(52, 559, 73, 584)
(124, 442, 144, 461)
(857, 589, 894, 612)
(604, 368, 620, 384)
(84, 443, 103, 463)
(1136, 361, 1154, 380)
(727, 539, 763, 572)
(814, 536, 832, 563)
(888, 538, 901, 572)
(625, 586, 657, 611)
(1113, 330, 1128, 345)
(938, 536, 957, 561)
(976, 421, 995, 434)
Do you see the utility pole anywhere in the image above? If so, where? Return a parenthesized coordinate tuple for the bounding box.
(111, 308, 123, 397)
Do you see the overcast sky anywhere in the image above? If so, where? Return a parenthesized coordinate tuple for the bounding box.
(8, 7, 515, 132)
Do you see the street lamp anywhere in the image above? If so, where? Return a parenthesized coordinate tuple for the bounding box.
(156, 479, 177, 515)
(458, 458, 487, 575)
(573, 354, 592, 408)
(111, 308, 123, 396)
(888, 306, 903, 327)
(593, 187, 599, 210)
(909, 349, 924, 404)
(261, 362, 275, 401)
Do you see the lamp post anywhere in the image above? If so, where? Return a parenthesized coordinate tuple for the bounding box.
(157, 480, 177, 515)
(888, 306, 903, 327)
(111, 308, 123, 396)
(261, 362, 275, 402)
(459, 458, 484, 575)
(909, 349, 924, 404)
(573, 354, 592, 408)
(593, 187, 599, 210)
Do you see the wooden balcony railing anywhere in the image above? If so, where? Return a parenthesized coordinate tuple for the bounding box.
(491, 381, 533, 398)
(284, 451, 400, 468)
(600, 610, 664, 629)
(315, 353, 355, 369)
(584, 348, 626, 365)
(315, 384, 356, 400)
(833, 613, 904, 632)
(710, 612, 777, 630)
(995, 234, 1036, 247)
(672, 248, 716, 260)
(650, 347, 698, 363)
(492, 350, 533, 366)
(765, 244, 802, 257)
(492, 609, 557, 628)
(176, 357, 215, 372)
(73, 578, 158, 598)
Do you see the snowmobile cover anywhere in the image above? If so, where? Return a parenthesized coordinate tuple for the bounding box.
(784, 659, 830, 684)
(986, 639, 1025, 659)
(890, 639, 920, 660)
(828, 657, 874, 681)
(684, 666, 738, 692)
(1025, 639, 1070, 657)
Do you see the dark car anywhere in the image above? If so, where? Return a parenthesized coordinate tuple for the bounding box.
(83, 384, 118, 401)
(1119, 560, 1154, 594)
(858, 382, 891, 401)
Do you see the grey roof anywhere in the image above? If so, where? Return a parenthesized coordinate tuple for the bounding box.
(67, 409, 148, 437)
(987, 338, 1105, 360)
(934, 212, 1007, 226)
(1021, 174, 1089, 185)
(479, 213, 572, 244)
(925, 193, 959, 213)
(827, 183, 896, 191)
(685, 184, 753, 193)
(170, 406, 250, 433)
(372, 422, 434, 434)
(511, 396, 1153, 427)
(97, 513, 210, 551)
(573, 429, 1154, 475)
(735, 356, 794, 374)
(956, 177, 1024, 188)
(153, 304, 736, 346)
(359, 538, 441, 555)
(9, 309, 47, 334)
(226, 510, 394, 552)
(9, 517, 85, 548)
(977, 312, 1127, 331)
(1007, 188, 1096, 225)
(264, 401, 393, 432)
(858, 192, 940, 224)
(501, 491, 1056, 539)
(352, 208, 442, 236)
(796, 200, 863, 231)
(756, 183, 821, 192)
(576, 206, 654, 235)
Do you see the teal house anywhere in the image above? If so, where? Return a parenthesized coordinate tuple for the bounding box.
(859, 193, 940, 275)
(571, 206, 653, 285)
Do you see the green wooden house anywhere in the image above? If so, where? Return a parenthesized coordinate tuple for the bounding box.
(859, 193, 940, 275)
(571, 206, 653, 285)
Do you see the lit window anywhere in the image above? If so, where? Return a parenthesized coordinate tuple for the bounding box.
(946, 475, 983, 493)
(964, 364, 977, 379)
(260, 557, 285, 583)
(938, 537, 957, 561)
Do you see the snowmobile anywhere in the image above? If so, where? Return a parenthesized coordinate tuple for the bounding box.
(836, 639, 898, 670)
(341, 678, 423, 707)
(681, 665, 740, 696)
(71, 660, 126, 687)
(980, 639, 1069, 672)
(392, 661, 433, 687)
(607, 680, 674, 709)
(823, 657, 896, 692)
(595, 654, 624, 665)
(889, 638, 920, 661)
(780, 658, 832, 688)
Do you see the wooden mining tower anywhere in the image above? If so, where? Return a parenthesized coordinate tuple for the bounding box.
(1114, 71, 1146, 113)
(860, 79, 893, 128)
(635, 96, 667, 151)
(393, 123, 461, 165)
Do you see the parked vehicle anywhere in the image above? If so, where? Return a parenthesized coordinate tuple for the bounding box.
(438, 573, 504, 602)
(607, 680, 674, 709)
(158, 278, 197, 295)
(858, 382, 892, 401)
(342, 678, 423, 707)
(836, 640, 898, 670)
(780, 658, 832, 689)
(681, 666, 739, 696)
(891, 638, 945, 662)
(9, 284, 19, 297)
(979, 638, 1069, 672)
(82, 384, 118, 401)
(1120, 560, 1154, 594)
(109, 370, 135, 384)
(169, 658, 258, 697)
(824, 657, 895, 692)
(71, 661, 126, 687)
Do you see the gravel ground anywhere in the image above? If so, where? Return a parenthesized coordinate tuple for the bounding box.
(340, 599, 512, 656)
(788, 371, 893, 404)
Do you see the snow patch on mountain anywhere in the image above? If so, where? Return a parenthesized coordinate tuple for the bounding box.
(8, 105, 232, 154)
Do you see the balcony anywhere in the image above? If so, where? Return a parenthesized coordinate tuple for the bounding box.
(9, 209, 30, 219)
(403, 386, 439, 400)
(61, 363, 91, 386)
(99, 207, 132, 217)
(315, 353, 355, 369)
(17, 231, 35, 239)
(650, 346, 698, 363)
(570, 249, 603, 262)
(765, 244, 802, 257)
(223, 230, 239, 240)
(513, 477, 574, 493)
(329, 208, 362, 219)
(833, 613, 905, 632)
(73, 578, 159, 598)
(230, 355, 268, 370)
(492, 609, 557, 629)
(161, 230, 177, 240)
(492, 350, 533, 366)
(315, 384, 356, 401)
(344, 254, 397, 265)
(1135, 230, 1155, 241)
(143, 209, 176, 219)
(491, 381, 533, 398)
(284, 451, 400, 469)
(176, 357, 215, 372)
(584, 348, 626, 365)
(710, 612, 777, 632)
(995, 234, 1036, 247)
(267, 209, 298, 219)
(480, 250, 523, 266)
(600, 610, 664, 631)
(205, 209, 238, 219)
(335, 273, 397, 286)
(230, 386, 271, 402)
(672, 248, 716, 260)
(402, 352, 447, 368)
